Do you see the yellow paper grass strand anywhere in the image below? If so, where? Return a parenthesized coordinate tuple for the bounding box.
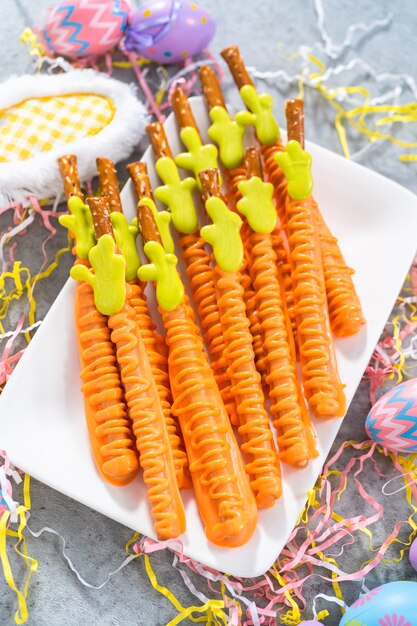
(0, 474, 36, 625)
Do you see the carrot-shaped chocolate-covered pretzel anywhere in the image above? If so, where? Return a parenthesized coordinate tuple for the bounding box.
(71, 195, 186, 540)
(275, 113, 346, 419)
(235, 147, 318, 466)
(220, 45, 285, 217)
(197, 68, 268, 381)
(171, 86, 220, 190)
(148, 100, 238, 426)
(199, 168, 282, 506)
(57, 156, 139, 487)
(97, 158, 189, 489)
(219, 47, 297, 337)
(134, 172, 257, 547)
(284, 100, 365, 337)
(199, 65, 246, 170)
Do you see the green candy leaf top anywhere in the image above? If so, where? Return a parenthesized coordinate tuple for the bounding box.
(137, 197, 174, 254)
(154, 157, 198, 234)
(110, 212, 141, 282)
(274, 140, 313, 200)
(175, 126, 220, 191)
(236, 177, 277, 233)
(59, 196, 96, 259)
(207, 106, 246, 169)
(235, 85, 280, 146)
(138, 241, 184, 312)
(70, 234, 126, 315)
(201, 197, 243, 273)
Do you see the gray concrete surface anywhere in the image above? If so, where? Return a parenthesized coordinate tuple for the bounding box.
(1, 0, 417, 624)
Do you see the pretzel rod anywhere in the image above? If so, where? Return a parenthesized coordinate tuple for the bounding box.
(284, 100, 365, 337)
(108, 294, 187, 538)
(171, 87, 199, 131)
(126, 280, 190, 490)
(245, 146, 263, 178)
(270, 225, 297, 341)
(262, 144, 287, 224)
(159, 297, 258, 546)
(198, 66, 281, 376)
(261, 143, 298, 343)
(219, 44, 287, 237)
(136, 184, 257, 546)
(199, 65, 226, 109)
(199, 168, 222, 202)
(84, 196, 186, 538)
(57, 169, 139, 487)
(277, 114, 346, 419)
(199, 168, 282, 506)
(74, 282, 140, 486)
(58, 154, 84, 201)
(199, 64, 247, 171)
(171, 93, 249, 425)
(171, 86, 221, 192)
(285, 99, 305, 148)
(138, 203, 164, 246)
(171, 86, 200, 141)
(147, 123, 174, 159)
(58, 154, 96, 261)
(241, 148, 317, 465)
(86, 196, 114, 239)
(210, 91, 291, 363)
(222, 165, 268, 382)
(124, 160, 190, 489)
(144, 123, 238, 426)
(127, 161, 154, 201)
(217, 116, 274, 365)
(221, 45, 254, 88)
(96, 157, 123, 213)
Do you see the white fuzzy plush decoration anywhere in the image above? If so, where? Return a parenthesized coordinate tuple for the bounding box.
(0, 70, 147, 205)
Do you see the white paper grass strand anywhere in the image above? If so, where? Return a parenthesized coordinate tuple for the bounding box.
(0, 70, 147, 206)
(313, 0, 393, 60)
(312, 594, 347, 619)
(250, 2, 417, 170)
(26, 522, 138, 589)
(0, 213, 35, 264)
(0, 321, 43, 342)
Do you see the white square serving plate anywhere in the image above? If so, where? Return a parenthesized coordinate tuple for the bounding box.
(1, 97, 417, 577)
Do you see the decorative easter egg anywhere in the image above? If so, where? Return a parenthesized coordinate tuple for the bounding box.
(410, 537, 417, 572)
(300, 622, 322, 625)
(365, 378, 417, 453)
(35, 0, 131, 58)
(339, 581, 417, 626)
(124, 0, 216, 64)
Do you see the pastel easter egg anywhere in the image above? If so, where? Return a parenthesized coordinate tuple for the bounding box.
(35, 0, 131, 58)
(365, 378, 417, 453)
(339, 581, 417, 625)
(124, 0, 215, 64)
(300, 622, 322, 625)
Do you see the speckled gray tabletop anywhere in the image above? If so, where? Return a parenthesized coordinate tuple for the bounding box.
(1, 1, 417, 624)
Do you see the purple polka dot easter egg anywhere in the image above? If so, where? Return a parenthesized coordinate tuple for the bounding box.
(124, 0, 216, 64)
(365, 378, 417, 454)
(410, 536, 417, 572)
(35, 0, 131, 58)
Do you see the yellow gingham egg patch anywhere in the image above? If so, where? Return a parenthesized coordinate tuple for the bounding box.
(0, 94, 114, 162)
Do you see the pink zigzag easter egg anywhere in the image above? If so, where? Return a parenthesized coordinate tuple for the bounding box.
(35, 0, 131, 59)
(365, 378, 417, 453)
